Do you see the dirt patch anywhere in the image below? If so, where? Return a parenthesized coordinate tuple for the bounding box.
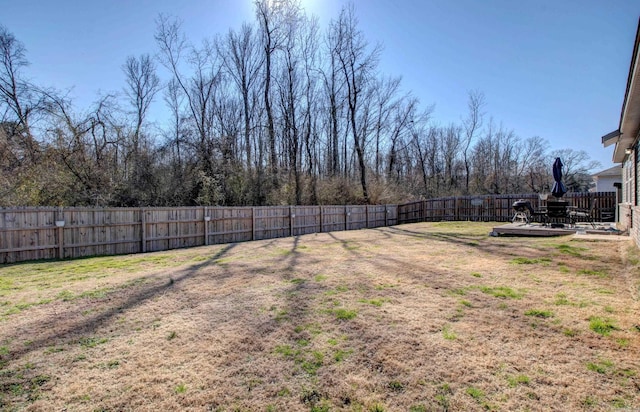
(0, 222, 638, 411)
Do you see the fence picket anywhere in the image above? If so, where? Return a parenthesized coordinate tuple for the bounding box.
(0, 192, 615, 263)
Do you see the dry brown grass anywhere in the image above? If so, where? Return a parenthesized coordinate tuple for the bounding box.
(0, 222, 639, 411)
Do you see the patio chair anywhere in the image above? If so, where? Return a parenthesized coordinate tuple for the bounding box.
(599, 207, 615, 222)
(530, 208, 549, 225)
(542, 198, 571, 228)
(531, 194, 549, 224)
(569, 199, 597, 228)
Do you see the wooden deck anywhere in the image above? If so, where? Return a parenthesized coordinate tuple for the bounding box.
(490, 222, 624, 237)
(491, 223, 576, 237)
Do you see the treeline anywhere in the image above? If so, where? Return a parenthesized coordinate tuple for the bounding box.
(0, 2, 599, 207)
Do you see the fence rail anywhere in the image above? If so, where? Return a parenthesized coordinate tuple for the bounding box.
(0, 205, 397, 263)
(0, 192, 617, 264)
(397, 192, 617, 224)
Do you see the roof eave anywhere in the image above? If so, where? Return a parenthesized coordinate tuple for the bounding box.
(602, 129, 621, 147)
(608, 17, 640, 164)
(612, 137, 635, 163)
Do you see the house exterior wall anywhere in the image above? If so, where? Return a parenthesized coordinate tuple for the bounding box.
(594, 176, 621, 192)
(635, 206, 640, 248)
(637, 141, 640, 207)
(606, 19, 640, 248)
(619, 204, 635, 242)
(636, 144, 640, 247)
(620, 142, 640, 247)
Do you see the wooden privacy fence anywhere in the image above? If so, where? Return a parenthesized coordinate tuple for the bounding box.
(0, 205, 397, 263)
(397, 192, 617, 224)
(0, 192, 617, 264)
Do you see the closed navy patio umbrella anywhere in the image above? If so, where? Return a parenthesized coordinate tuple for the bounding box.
(551, 157, 566, 198)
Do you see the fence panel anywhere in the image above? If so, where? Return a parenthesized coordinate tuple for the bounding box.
(254, 207, 289, 240)
(0, 194, 614, 264)
(209, 207, 253, 244)
(386, 205, 398, 226)
(321, 206, 347, 232)
(293, 206, 321, 236)
(62, 208, 141, 259)
(367, 205, 388, 228)
(0, 208, 58, 262)
(397, 201, 422, 224)
(347, 206, 367, 230)
(396, 192, 616, 224)
(144, 208, 205, 253)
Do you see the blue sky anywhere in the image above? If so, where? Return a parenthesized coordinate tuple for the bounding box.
(3, 0, 639, 171)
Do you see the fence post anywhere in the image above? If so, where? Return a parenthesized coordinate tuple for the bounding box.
(319, 206, 323, 233)
(141, 208, 146, 253)
(424, 200, 428, 222)
(290, 206, 294, 237)
(345, 206, 349, 231)
(385, 205, 389, 226)
(365, 205, 369, 228)
(252, 207, 256, 241)
(203, 207, 209, 246)
(57, 206, 64, 259)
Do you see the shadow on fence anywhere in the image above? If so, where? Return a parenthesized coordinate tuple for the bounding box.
(0, 192, 615, 264)
(0, 205, 397, 263)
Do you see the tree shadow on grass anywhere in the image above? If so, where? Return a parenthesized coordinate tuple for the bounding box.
(1, 243, 237, 364)
(372, 225, 524, 258)
(284, 235, 302, 274)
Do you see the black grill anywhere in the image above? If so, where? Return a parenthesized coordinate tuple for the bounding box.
(512, 200, 533, 214)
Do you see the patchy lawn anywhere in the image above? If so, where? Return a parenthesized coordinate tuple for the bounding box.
(0, 222, 639, 411)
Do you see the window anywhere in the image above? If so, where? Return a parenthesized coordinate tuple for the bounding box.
(622, 151, 634, 204)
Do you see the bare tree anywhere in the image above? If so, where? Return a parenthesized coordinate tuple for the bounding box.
(441, 124, 462, 191)
(331, 5, 381, 203)
(321, 24, 344, 177)
(372, 76, 401, 178)
(519, 136, 549, 192)
(255, 0, 287, 184)
(4, 8, 596, 207)
(277, 4, 305, 204)
(155, 15, 224, 204)
(488, 124, 518, 194)
(387, 96, 416, 182)
(47, 94, 124, 205)
(0, 25, 49, 162)
(299, 15, 321, 204)
(217, 23, 262, 171)
(425, 126, 444, 195)
(122, 54, 160, 203)
(157, 78, 192, 205)
(408, 107, 434, 197)
(462, 90, 484, 194)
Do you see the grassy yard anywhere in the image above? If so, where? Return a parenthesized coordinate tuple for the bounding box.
(0, 222, 639, 411)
